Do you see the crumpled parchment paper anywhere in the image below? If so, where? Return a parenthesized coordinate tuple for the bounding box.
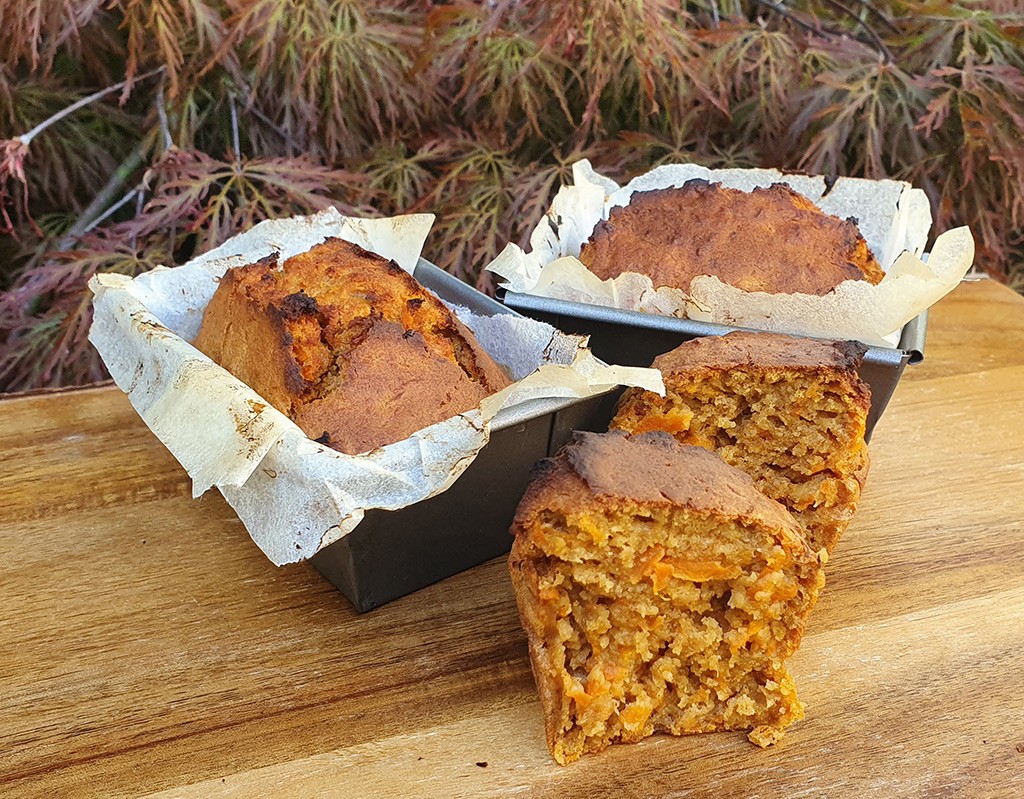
(89, 208, 663, 565)
(487, 160, 975, 347)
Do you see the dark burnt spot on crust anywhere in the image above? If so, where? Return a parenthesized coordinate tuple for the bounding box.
(526, 455, 560, 483)
(832, 339, 869, 369)
(277, 290, 320, 319)
(431, 317, 460, 338)
(831, 341, 871, 405)
(243, 254, 280, 286)
(399, 327, 428, 349)
(587, 218, 613, 241)
(284, 358, 309, 395)
(626, 180, 715, 211)
(407, 297, 425, 310)
(313, 431, 331, 445)
(321, 237, 406, 273)
(681, 177, 713, 191)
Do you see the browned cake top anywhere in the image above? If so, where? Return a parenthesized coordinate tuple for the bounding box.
(222, 238, 509, 396)
(652, 330, 868, 378)
(578, 181, 885, 295)
(530, 430, 802, 537)
(193, 238, 512, 454)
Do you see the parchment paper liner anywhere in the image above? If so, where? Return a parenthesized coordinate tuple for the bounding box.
(89, 209, 663, 565)
(487, 160, 975, 347)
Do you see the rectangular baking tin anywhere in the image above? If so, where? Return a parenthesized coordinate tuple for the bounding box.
(501, 291, 928, 442)
(309, 261, 621, 612)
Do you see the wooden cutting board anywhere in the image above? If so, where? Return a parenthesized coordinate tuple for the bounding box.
(1, 279, 1023, 798)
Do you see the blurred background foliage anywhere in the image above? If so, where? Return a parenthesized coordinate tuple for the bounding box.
(1, 0, 1022, 391)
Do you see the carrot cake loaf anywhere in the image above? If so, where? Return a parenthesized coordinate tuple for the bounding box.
(194, 238, 511, 455)
(612, 331, 870, 553)
(508, 431, 825, 764)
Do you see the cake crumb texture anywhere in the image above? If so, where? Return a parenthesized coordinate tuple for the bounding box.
(509, 431, 824, 764)
(612, 331, 871, 554)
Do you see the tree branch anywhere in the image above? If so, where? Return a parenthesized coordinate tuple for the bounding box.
(57, 143, 148, 249)
(850, 0, 900, 35)
(83, 187, 142, 233)
(753, 0, 891, 61)
(156, 80, 174, 152)
(19, 66, 166, 147)
(229, 94, 241, 163)
(818, 0, 893, 62)
(752, 0, 826, 37)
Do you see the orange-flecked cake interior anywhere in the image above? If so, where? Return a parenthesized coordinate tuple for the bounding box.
(612, 331, 871, 554)
(509, 431, 824, 765)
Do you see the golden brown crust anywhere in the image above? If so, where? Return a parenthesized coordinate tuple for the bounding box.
(193, 260, 298, 413)
(553, 430, 805, 541)
(578, 181, 885, 295)
(652, 330, 870, 381)
(508, 549, 567, 759)
(193, 238, 512, 454)
(612, 331, 871, 553)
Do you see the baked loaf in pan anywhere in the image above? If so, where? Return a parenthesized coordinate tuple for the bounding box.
(578, 180, 885, 295)
(508, 430, 825, 764)
(612, 331, 870, 554)
(193, 238, 512, 455)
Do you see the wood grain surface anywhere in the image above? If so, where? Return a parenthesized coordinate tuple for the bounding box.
(1, 278, 1023, 798)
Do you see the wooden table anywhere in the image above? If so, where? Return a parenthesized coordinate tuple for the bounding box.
(2, 279, 1023, 798)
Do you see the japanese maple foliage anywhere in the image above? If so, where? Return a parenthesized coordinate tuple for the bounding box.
(1, 0, 1022, 391)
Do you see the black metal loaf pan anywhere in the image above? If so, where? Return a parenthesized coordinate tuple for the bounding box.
(502, 291, 928, 441)
(309, 262, 623, 612)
